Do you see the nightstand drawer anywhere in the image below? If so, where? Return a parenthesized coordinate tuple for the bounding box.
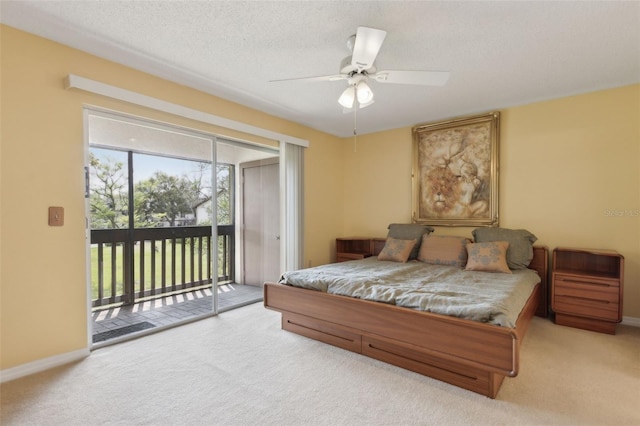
(553, 273, 620, 288)
(553, 276, 620, 321)
(551, 248, 624, 333)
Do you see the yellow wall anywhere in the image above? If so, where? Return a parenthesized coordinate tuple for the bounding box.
(2, 24, 639, 373)
(341, 84, 640, 318)
(0, 25, 344, 370)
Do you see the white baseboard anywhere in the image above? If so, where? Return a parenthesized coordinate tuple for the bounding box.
(622, 316, 640, 327)
(0, 348, 90, 384)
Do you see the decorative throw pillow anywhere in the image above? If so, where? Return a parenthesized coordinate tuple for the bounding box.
(387, 223, 435, 260)
(465, 241, 512, 274)
(377, 237, 417, 263)
(472, 228, 537, 270)
(417, 235, 471, 268)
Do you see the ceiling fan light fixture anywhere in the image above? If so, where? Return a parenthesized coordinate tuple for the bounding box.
(359, 98, 375, 109)
(356, 81, 373, 104)
(338, 86, 355, 108)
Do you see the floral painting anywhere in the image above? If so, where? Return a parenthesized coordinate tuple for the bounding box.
(412, 112, 500, 227)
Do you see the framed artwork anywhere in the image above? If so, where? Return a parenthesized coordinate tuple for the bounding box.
(412, 112, 500, 227)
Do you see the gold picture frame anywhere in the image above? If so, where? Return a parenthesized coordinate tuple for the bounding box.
(412, 112, 500, 227)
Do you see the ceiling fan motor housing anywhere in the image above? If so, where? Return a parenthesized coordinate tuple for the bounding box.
(340, 55, 376, 76)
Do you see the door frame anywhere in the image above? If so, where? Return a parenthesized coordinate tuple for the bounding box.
(83, 107, 218, 348)
(79, 86, 305, 348)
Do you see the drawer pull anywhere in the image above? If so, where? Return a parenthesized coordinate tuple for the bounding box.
(559, 279, 610, 287)
(564, 295, 610, 304)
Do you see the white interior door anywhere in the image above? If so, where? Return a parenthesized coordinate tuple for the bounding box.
(241, 158, 280, 286)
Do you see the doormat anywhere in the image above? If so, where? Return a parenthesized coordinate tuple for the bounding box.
(93, 321, 156, 343)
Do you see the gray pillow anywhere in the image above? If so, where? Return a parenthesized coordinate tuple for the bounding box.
(472, 227, 537, 270)
(387, 223, 435, 260)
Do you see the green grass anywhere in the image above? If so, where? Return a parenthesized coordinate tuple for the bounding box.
(91, 241, 223, 301)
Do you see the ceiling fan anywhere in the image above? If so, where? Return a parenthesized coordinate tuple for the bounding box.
(271, 26, 450, 110)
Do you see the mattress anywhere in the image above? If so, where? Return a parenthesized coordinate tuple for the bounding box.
(279, 257, 540, 328)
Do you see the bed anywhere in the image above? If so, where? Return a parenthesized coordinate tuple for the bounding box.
(264, 226, 548, 398)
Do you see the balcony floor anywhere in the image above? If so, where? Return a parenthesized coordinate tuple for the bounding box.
(92, 283, 263, 344)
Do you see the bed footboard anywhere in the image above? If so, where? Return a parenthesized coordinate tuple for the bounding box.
(265, 246, 547, 398)
(280, 309, 508, 397)
(265, 281, 540, 398)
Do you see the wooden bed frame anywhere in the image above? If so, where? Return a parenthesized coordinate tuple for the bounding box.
(264, 246, 548, 398)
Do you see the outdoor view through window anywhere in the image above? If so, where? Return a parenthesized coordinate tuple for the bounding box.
(89, 147, 233, 309)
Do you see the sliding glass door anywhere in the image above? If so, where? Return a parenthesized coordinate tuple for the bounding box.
(86, 109, 218, 345)
(85, 108, 288, 345)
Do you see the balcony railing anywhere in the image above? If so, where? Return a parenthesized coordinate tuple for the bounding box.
(90, 225, 234, 308)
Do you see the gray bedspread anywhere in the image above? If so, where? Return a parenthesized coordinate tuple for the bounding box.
(279, 257, 540, 328)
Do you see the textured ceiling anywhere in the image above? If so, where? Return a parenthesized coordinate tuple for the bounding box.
(2, 1, 639, 137)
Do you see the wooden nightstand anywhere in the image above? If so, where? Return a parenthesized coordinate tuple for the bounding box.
(551, 247, 624, 334)
(336, 237, 386, 262)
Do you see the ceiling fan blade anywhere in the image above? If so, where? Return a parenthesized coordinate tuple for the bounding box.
(351, 27, 387, 72)
(269, 74, 347, 83)
(371, 70, 450, 86)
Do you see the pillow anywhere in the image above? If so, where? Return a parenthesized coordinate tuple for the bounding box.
(387, 223, 435, 260)
(465, 241, 512, 274)
(377, 237, 417, 263)
(472, 228, 537, 270)
(417, 235, 471, 268)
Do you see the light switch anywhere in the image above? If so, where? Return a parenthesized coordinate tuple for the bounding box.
(48, 206, 64, 226)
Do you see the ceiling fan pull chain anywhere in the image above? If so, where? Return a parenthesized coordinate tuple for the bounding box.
(353, 103, 357, 152)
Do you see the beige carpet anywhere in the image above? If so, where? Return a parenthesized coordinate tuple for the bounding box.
(1, 302, 639, 425)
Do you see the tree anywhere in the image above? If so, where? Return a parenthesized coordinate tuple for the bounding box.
(90, 149, 218, 229)
(186, 162, 214, 224)
(134, 166, 215, 227)
(89, 153, 128, 229)
(216, 164, 232, 225)
(134, 172, 194, 226)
